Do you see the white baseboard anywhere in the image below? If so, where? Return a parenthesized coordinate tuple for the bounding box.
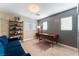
(23, 38, 33, 41)
(58, 43, 78, 51)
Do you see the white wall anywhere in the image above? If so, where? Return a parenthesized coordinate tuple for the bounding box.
(0, 18, 9, 36)
(21, 16, 37, 41)
(0, 12, 13, 36)
(0, 19, 1, 35)
(0, 12, 37, 41)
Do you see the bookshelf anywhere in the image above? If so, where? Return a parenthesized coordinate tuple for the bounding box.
(9, 17, 23, 40)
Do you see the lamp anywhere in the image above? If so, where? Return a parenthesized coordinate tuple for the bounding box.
(37, 26, 40, 29)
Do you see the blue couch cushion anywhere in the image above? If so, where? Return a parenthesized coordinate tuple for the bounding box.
(5, 46, 27, 56)
(7, 40, 21, 48)
(0, 42, 4, 56)
(0, 35, 8, 47)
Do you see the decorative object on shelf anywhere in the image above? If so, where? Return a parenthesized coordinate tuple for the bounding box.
(14, 17, 20, 21)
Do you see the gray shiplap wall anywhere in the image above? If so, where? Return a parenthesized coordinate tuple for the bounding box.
(38, 7, 77, 48)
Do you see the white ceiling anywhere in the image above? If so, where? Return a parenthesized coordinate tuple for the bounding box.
(0, 3, 77, 20)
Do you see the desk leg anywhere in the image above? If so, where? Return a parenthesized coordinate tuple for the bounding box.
(39, 38, 42, 40)
(38, 37, 42, 41)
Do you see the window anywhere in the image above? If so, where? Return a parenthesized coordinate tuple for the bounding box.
(43, 21, 48, 30)
(24, 22, 36, 31)
(61, 16, 72, 31)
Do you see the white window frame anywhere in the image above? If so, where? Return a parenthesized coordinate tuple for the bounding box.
(43, 21, 48, 30)
(61, 16, 72, 31)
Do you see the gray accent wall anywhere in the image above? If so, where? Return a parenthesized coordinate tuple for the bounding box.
(38, 7, 77, 48)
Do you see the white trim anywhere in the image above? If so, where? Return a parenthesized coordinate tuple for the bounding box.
(58, 43, 78, 51)
(23, 38, 33, 41)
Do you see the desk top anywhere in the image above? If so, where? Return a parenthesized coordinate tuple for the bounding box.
(39, 33, 58, 37)
(40, 33, 49, 35)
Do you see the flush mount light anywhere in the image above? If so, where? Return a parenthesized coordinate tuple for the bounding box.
(28, 4, 40, 13)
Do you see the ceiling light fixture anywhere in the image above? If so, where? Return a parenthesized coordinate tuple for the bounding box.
(28, 4, 40, 13)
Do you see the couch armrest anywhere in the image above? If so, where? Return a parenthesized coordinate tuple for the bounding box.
(0, 42, 4, 56)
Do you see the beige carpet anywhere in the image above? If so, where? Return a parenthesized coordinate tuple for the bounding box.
(21, 39, 78, 56)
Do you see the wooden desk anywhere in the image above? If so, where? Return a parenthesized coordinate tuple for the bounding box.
(36, 33, 59, 46)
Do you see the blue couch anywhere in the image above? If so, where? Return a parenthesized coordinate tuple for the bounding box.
(0, 42, 4, 56)
(0, 35, 31, 56)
